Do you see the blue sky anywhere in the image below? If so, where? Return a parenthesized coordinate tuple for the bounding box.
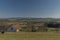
(0, 0, 60, 18)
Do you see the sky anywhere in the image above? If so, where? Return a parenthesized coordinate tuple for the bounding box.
(0, 0, 60, 18)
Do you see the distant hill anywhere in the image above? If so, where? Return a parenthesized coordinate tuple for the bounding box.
(0, 17, 60, 22)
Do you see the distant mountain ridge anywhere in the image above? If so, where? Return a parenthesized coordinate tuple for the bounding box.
(0, 17, 60, 21)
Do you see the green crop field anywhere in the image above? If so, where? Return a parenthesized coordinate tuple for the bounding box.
(0, 32, 60, 40)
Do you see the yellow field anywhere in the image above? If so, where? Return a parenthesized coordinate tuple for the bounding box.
(0, 32, 60, 40)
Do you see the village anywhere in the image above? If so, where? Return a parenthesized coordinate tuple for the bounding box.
(0, 20, 60, 32)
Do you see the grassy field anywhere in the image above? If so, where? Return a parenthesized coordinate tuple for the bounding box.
(0, 32, 60, 40)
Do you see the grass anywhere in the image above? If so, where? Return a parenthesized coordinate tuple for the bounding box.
(0, 32, 60, 40)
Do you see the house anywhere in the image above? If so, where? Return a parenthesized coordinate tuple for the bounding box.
(7, 26, 16, 32)
(7, 23, 20, 32)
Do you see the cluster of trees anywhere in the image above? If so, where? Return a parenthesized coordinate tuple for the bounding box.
(20, 21, 60, 32)
(19, 21, 48, 32)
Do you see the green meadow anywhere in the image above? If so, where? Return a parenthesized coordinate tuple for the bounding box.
(0, 32, 60, 40)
